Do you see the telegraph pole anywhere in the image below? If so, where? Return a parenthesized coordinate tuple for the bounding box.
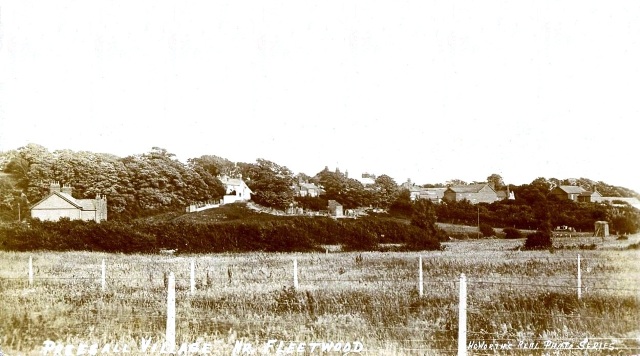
(477, 206, 480, 238)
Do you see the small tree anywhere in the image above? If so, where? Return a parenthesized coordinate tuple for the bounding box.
(411, 199, 447, 241)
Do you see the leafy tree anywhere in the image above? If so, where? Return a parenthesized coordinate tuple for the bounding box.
(371, 174, 398, 208)
(411, 199, 446, 240)
(187, 155, 239, 178)
(446, 179, 467, 186)
(389, 188, 413, 216)
(240, 159, 295, 209)
(487, 173, 505, 190)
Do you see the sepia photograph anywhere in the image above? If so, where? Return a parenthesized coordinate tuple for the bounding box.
(0, 0, 639, 355)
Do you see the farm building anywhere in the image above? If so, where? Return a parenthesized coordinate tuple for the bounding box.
(30, 182, 107, 222)
(442, 184, 499, 204)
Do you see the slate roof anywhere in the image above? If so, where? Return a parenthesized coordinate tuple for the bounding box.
(31, 192, 97, 211)
(557, 185, 586, 194)
(447, 184, 491, 193)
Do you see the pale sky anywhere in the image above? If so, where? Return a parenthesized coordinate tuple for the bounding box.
(0, 1, 639, 192)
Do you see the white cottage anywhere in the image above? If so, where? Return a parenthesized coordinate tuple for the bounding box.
(30, 182, 107, 222)
(220, 175, 253, 204)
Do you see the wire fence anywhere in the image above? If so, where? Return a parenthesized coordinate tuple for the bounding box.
(1, 253, 639, 355)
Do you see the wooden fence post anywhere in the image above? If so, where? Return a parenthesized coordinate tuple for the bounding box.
(166, 272, 176, 351)
(190, 259, 196, 295)
(28, 256, 33, 287)
(418, 256, 424, 297)
(577, 255, 582, 299)
(101, 259, 106, 292)
(458, 274, 467, 356)
(293, 258, 298, 290)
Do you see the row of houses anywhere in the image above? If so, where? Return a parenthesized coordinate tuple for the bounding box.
(30, 176, 639, 222)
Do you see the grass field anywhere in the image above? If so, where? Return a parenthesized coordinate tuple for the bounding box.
(0, 235, 639, 355)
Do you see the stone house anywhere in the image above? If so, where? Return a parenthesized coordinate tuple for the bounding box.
(442, 184, 499, 204)
(30, 182, 107, 222)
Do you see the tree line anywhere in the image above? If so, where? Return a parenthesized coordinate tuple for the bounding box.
(0, 144, 638, 236)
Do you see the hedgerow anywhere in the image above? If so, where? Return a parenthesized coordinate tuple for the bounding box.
(0, 216, 441, 253)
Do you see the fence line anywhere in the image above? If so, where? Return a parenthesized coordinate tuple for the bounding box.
(7, 255, 639, 356)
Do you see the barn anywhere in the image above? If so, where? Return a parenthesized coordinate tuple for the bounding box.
(442, 184, 499, 204)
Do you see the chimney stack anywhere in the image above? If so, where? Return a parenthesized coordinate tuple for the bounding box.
(49, 182, 61, 194)
(61, 183, 73, 196)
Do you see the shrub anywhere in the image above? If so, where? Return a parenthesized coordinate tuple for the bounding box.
(479, 223, 496, 237)
(524, 229, 553, 250)
(503, 227, 523, 239)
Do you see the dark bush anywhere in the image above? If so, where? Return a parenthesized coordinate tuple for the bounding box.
(479, 223, 495, 237)
(503, 227, 523, 239)
(524, 229, 553, 250)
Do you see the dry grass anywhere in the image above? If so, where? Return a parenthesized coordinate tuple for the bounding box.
(0, 235, 639, 355)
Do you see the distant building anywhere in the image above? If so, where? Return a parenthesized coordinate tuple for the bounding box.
(30, 182, 107, 222)
(409, 186, 446, 203)
(550, 185, 602, 203)
(578, 190, 603, 203)
(294, 182, 324, 197)
(442, 184, 499, 204)
(220, 175, 253, 204)
(354, 173, 376, 187)
(327, 200, 344, 217)
(549, 185, 586, 201)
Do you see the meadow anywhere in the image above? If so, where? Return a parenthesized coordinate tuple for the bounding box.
(0, 235, 639, 355)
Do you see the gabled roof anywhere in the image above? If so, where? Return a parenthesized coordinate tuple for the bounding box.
(579, 190, 601, 197)
(220, 176, 253, 193)
(30, 191, 97, 211)
(328, 200, 342, 208)
(447, 184, 492, 193)
(419, 188, 446, 198)
(223, 178, 246, 187)
(31, 192, 82, 210)
(556, 185, 586, 194)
